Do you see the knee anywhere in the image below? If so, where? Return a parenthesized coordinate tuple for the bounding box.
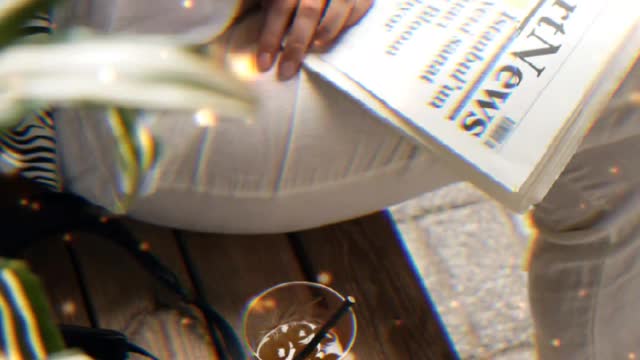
(532, 182, 621, 235)
(533, 154, 632, 233)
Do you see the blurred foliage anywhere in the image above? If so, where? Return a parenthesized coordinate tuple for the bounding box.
(1, 0, 257, 213)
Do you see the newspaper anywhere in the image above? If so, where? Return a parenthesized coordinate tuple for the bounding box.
(304, 0, 640, 211)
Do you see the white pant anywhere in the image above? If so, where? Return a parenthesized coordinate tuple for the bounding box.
(54, 3, 640, 358)
(55, 12, 457, 234)
(527, 59, 640, 359)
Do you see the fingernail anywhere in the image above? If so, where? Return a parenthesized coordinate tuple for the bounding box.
(257, 52, 273, 72)
(312, 39, 324, 49)
(279, 61, 297, 80)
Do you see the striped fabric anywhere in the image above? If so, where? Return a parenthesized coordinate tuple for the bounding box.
(0, 13, 61, 192)
(21, 13, 53, 36)
(0, 259, 66, 359)
(0, 12, 69, 360)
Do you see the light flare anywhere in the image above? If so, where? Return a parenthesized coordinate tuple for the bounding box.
(251, 297, 277, 314)
(317, 272, 333, 285)
(61, 300, 77, 316)
(139, 242, 151, 252)
(512, 210, 539, 271)
(228, 52, 260, 82)
(195, 108, 218, 127)
(136, 126, 156, 171)
(609, 165, 620, 175)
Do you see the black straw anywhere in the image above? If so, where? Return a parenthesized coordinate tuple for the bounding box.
(293, 296, 356, 360)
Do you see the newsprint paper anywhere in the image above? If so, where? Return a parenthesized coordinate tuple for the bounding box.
(304, 0, 640, 212)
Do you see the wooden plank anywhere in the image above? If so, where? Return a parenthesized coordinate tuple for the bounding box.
(290, 211, 460, 360)
(24, 237, 91, 326)
(71, 219, 214, 359)
(178, 232, 307, 340)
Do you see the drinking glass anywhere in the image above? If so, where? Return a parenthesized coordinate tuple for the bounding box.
(243, 281, 357, 360)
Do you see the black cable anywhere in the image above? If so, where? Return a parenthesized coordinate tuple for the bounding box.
(127, 342, 160, 360)
(174, 230, 227, 360)
(175, 230, 247, 360)
(1, 178, 247, 359)
(63, 240, 100, 329)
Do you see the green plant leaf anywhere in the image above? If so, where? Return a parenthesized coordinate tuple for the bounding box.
(0, 16, 257, 213)
(0, 31, 257, 130)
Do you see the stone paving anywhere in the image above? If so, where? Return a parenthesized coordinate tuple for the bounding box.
(389, 182, 536, 359)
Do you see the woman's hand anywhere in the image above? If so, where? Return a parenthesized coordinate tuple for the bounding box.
(256, 0, 373, 80)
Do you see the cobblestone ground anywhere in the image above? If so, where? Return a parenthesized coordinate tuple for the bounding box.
(389, 182, 536, 360)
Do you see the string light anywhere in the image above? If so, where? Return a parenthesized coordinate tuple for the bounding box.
(228, 52, 260, 81)
(139, 242, 151, 252)
(61, 300, 77, 316)
(609, 166, 620, 175)
(317, 271, 332, 285)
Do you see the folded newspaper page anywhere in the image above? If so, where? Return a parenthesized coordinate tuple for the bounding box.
(304, 0, 640, 211)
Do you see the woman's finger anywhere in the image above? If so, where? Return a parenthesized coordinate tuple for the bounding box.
(257, 0, 298, 72)
(345, 0, 373, 27)
(312, 0, 354, 48)
(277, 0, 327, 79)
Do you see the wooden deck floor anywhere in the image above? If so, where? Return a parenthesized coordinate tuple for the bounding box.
(24, 211, 459, 359)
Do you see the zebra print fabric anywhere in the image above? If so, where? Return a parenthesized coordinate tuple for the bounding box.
(0, 13, 61, 191)
(21, 13, 53, 36)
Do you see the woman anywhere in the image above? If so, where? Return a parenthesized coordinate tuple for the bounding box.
(51, 0, 640, 358)
(52, 0, 456, 233)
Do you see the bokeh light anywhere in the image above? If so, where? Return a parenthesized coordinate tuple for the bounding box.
(511, 210, 539, 271)
(60, 300, 77, 317)
(228, 52, 260, 82)
(317, 271, 333, 285)
(195, 108, 218, 127)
